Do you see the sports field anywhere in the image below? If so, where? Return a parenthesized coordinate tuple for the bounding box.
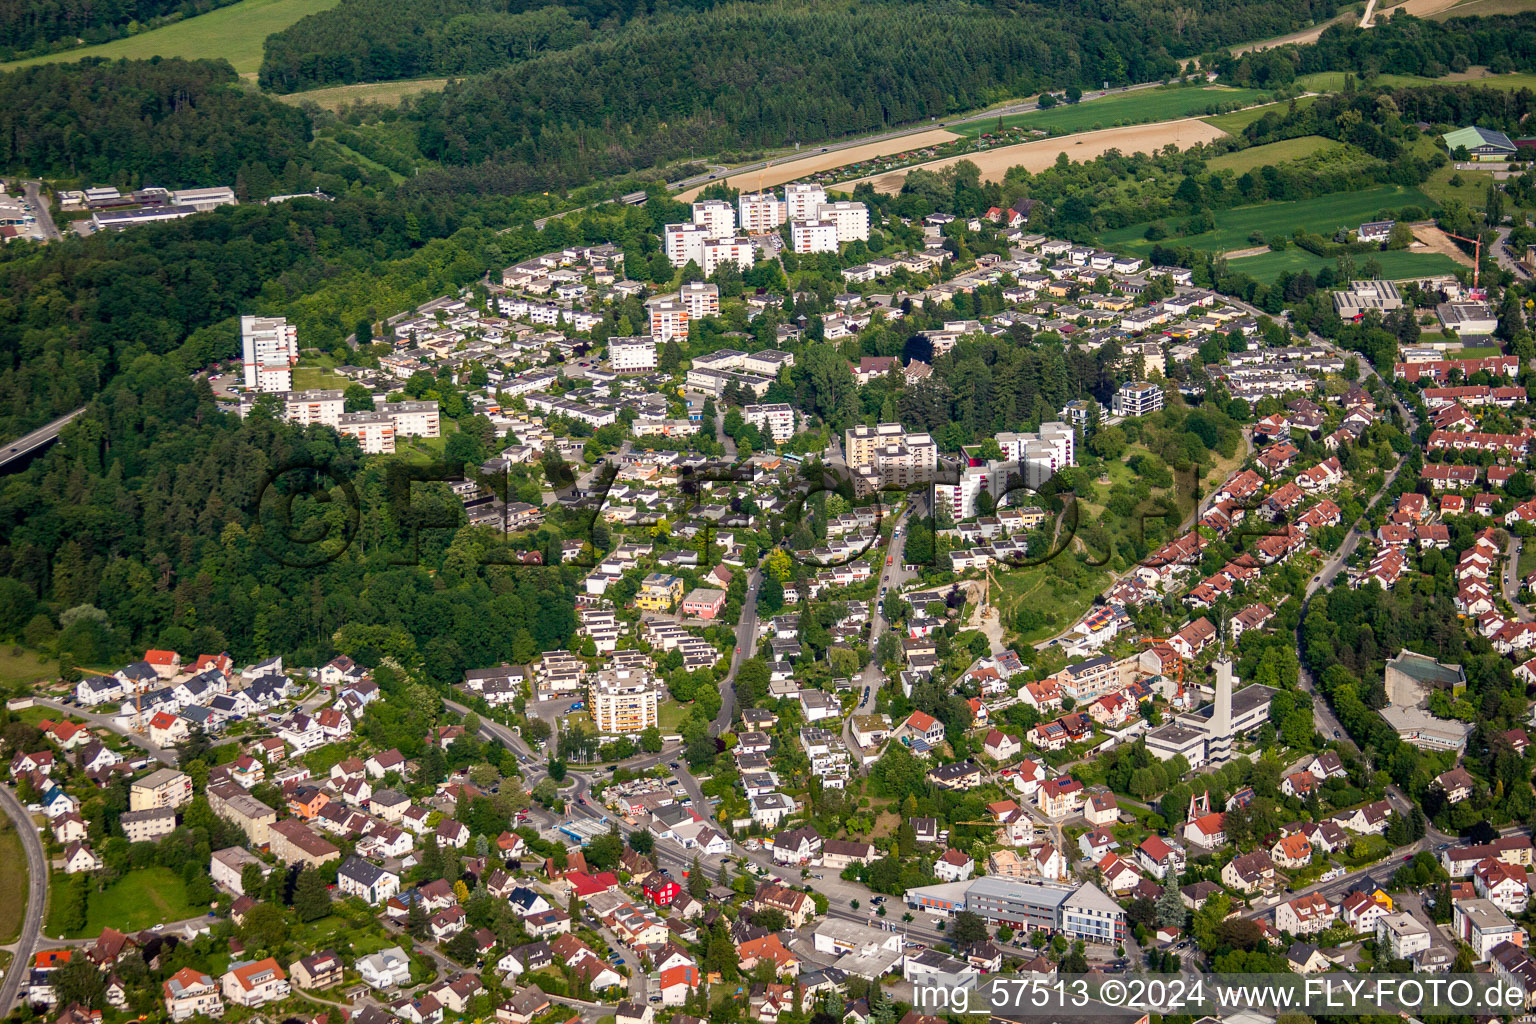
(1102, 184, 1435, 254)
(951, 86, 1272, 139)
(1206, 135, 1342, 173)
(1225, 247, 1463, 283)
(0, 0, 340, 75)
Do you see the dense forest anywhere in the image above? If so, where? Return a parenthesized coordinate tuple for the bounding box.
(265, 0, 1339, 94)
(0, 59, 313, 187)
(259, 0, 720, 90)
(0, 0, 240, 59)
(0, 358, 579, 682)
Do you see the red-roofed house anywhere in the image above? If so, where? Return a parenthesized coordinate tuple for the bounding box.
(144, 650, 181, 679)
(1039, 778, 1085, 818)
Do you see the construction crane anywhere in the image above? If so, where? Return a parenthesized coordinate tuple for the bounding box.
(1442, 230, 1485, 290)
(1140, 638, 1186, 707)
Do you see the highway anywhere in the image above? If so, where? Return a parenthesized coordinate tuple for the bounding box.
(0, 407, 87, 473)
(0, 784, 47, 1014)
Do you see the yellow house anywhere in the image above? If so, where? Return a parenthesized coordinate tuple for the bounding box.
(635, 573, 684, 612)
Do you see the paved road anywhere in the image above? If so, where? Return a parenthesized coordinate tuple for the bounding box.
(1496, 227, 1530, 280)
(1505, 537, 1533, 622)
(0, 407, 87, 472)
(712, 565, 764, 737)
(842, 497, 919, 764)
(21, 181, 60, 241)
(32, 698, 179, 766)
(0, 785, 47, 1014)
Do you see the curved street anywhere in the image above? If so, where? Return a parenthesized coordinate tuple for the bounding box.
(0, 784, 47, 1015)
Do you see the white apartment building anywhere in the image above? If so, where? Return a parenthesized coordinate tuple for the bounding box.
(935, 461, 1009, 522)
(680, 281, 721, 320)
(609, 336, 658, 374)
(241, 315, 299, 392)
(791, 219, 839, 254)
(664, 223, 711, 268)
(999, 421, 1076, 489)
(389, 400, 440, 439)
(785, 183, 828, 221)
(647, 298, 689, 343)
(739, 192, 787, 233)
(280, 390, 344, 428)
(817, 200, 870, 243)
(1113, 380, 1164, 418)
(337, 411, 395, 454)
(691, 200, 737, 239)
(701, 236, 755, 275)
(746, 403, 795, 443)
(590, 667, 661, 733)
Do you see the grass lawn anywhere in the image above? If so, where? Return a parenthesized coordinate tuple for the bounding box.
(1408, 133, 1505, 210)
(279, 78, 450, 112)
(656, 700, 690, 734)
(1206, 135, 1343, 173)
(1456, 345, 1503, 357)
(992, 552, 1112, 647)
(0, 0, 340, 75)
(1225, 247, 1464, 283)
(48, 867, 207, 938)
(1202, 95, 1319, 134)
(0, 647, 56, 689)
(0, 820, 27, 943)
(1103, 184, 1436, 255)
(952, 86, 1272, 139)
(291, 365, 349, 390)
(292, 913, 392, 954)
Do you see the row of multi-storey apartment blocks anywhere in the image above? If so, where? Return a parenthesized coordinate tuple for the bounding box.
(235, 387, 440, 454)
(664, 184, 871, 271)
(842, 420, 1077, 516)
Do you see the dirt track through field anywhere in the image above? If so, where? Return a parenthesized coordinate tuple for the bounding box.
(675, 128, 960, 201)
(836, 118, 1228, 193)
